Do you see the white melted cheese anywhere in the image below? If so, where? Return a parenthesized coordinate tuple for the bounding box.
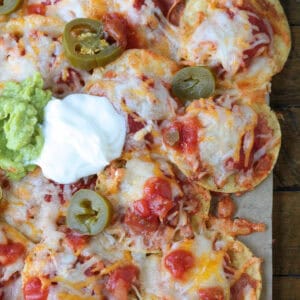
(185, 9, 270, 75)
(118, 158, 156, 207)
(28, 0, 86, 21)
(0, 34, 37, 82)
(136, 233, 229, 299)
(46, 0, 86, 21)
(112, 76, 177, 120)
(88, 49, 178, 121)
(3, 170, 72, 243)
(0, 16, 91, 97)
(38, 201, 65, 249)
(114, 155, 182, 209)
(35, 94, 126, 184)
(198, 103, 257, 186)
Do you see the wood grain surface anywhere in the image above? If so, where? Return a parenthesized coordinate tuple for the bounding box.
(272, 1, 300, 298)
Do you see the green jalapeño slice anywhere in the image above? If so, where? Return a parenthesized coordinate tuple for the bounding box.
(63, 18, 124, 71)
(171, 66, 215, 103)
(66, 189, 113, 235)
(0, 0, 22, 15)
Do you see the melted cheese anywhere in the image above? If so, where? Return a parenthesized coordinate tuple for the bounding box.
(100, 152, 182, 212)
(0, 15, 90, 97)
(46, 0, 86, 21)
(114, 77, 176, 121)
(182, 8, 270, 76)
(135, 232, 230, 299)
(118, 157, 156, 206)
(27, 0, 87, 21)
(22, 240, 135, 299)
(3, 170, 71, 243)
(86, 50, 178, 121)
(186, 100, 257, 186)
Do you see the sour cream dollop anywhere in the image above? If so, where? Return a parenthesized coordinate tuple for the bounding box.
(35, 94, 126, 184)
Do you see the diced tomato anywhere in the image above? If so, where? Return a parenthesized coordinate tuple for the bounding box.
(144, 177, 172, 200)
(27, 4, 47, 15)
(106, 265, 139, 300)
(148, 194, 174, 219)
(164, 249, 195, 279)
(198, 286, 225, 300)
(145, 179, 173, 218)
(128, 114, 145, 134)
(230, 273, 257, 300)
(0, 242, 25, 266)
(133, 198, 152, 218)
(65, 229, 89, 252)
(124, 210, 160, 233)
(23, 277, 49, 300)
(125, 177, 174, 234)
(163, 117, 199, 154)
(143, 177, 173, 217)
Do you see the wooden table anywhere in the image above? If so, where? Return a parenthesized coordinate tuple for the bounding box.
(272, 1, 300, 298)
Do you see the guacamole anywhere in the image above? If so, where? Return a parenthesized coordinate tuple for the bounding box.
(0, 73, 51, 180)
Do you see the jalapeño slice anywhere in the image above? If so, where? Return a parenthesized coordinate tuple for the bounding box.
(63, 18, 124, 71)
(0, 0, 22, 15)
(171, 66, 215, 103)
(66, 189, 113, 235)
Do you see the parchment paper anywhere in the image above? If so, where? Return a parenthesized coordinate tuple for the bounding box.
(233, 175, 273, 300)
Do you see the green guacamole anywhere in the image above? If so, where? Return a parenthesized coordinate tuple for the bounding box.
(0, 73, 51, 180)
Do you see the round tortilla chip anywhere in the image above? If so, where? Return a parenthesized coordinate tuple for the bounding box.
(179, 0, 291, 92)
(198, 103, 281, 193)
(136, 230, 262, 299)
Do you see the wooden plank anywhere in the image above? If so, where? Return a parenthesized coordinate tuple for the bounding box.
(273, 277, 300, 300)
(271, 26, 300, 107)
(273, 192, 300, 275)
(280, 0, 300, 25)
(273, 107, 300, 189)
